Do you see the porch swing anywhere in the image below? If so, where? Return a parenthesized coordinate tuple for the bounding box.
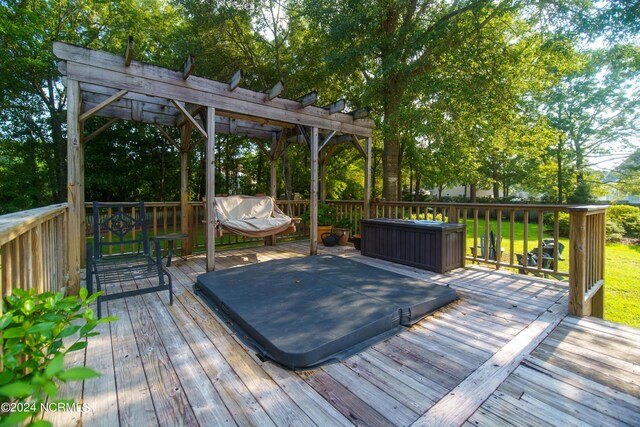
(211, 195, 298, 238)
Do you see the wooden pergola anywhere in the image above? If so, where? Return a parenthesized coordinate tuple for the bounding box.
(54, 41, 375, 293)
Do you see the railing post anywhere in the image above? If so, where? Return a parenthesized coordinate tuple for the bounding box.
(569, 208, 587, 316)
(569, 206, 606, 318)
(66, 79, 83, 295)
(448, 207, 459, 223)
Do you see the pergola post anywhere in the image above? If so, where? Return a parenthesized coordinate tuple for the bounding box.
(206, 107, 216, 271)
(310, 127, 319, 255)
(180, 122, 193, 255)
(270, 132, 278, 198)
(364, 136, 372, 219)
(320, 152, 327, 202)
(66, 79, 84, 295)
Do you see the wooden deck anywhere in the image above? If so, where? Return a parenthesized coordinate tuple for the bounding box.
(48, 241, 640, 426)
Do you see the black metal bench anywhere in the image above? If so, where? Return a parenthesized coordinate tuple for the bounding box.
(86, 201, 173, 318)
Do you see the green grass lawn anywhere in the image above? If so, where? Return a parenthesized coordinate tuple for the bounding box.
(463, 218, 570, 272)
(603, 244, 640, 328)
(462, 218, 639, 328)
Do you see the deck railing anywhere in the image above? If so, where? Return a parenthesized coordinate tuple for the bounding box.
(0, 204, 68, 305)
(84, 200, 312, 255)
(569, 206, 607, 317)
(370, 201, 569, 277)
(1, 199, 605, 318)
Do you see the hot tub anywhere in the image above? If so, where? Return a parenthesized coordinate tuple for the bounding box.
(360, 218, 466, 273)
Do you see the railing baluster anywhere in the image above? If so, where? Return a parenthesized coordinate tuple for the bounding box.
(473, 208, 479, 262)
(496, 209, 502, 269)
(484, 208, 490, 262)
(509, 209, 515, 266)
(523, 210, 529, 273)
(537, 209, 544, 273)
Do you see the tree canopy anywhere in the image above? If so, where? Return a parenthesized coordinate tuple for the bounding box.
(0, 0, 638, 213)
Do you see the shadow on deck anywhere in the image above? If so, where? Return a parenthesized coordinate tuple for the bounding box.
(49, 241, 640, 426)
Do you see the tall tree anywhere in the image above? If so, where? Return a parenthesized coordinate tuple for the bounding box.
(0, 0, 183, 210)
(541, 48, 640, 202)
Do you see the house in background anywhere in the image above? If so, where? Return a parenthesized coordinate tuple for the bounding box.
(598, 170, 640, 205)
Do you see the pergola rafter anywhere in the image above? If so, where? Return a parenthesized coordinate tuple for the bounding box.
(54, 41, 374, 294)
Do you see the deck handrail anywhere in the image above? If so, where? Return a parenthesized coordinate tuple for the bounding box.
(75, 199, 605, 318)
(0, 204, 69, 304)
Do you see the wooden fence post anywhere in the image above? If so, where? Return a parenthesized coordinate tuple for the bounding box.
(569, 208, 587, 316)
(569, 206, 606, 318)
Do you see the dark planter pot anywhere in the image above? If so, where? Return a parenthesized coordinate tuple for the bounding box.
(332, 227, 351, 246)
(321, 232, 340, 247)
(352, 234, 361, 250)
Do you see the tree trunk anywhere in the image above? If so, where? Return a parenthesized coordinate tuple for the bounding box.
(574, 140, 585, 185)
(282, 143, 292, 200)
(381, 75, 403, 201)
(51, 111, 66, 203)
(409, 167, 414, 200)
(492, 163, 500, 199)
(257, 151, 264, 193)
(557, 136, 564, 204)
(470, 184, 477, 203)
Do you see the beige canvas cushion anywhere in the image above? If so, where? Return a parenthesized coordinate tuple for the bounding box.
(213, 196, 292, 237)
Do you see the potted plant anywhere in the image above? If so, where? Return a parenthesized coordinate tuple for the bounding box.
(302, 202, 337, 243)
(332, 217, 352, 246)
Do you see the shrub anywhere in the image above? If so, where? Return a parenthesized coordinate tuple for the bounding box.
(301, 203, 337, 226)
(543, 212, 570, 237)
(606, 219, 625, 243)
(0, 288, 115, 427)
(608, 204, 640, 238)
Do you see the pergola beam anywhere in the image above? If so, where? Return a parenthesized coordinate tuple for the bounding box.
(54, 42, 374, 137)
(323, 99, 345, 114)
(272, 131, 285, 161)
(229, 69, 243, 91)
(154, 124, 180, 150)
(350, 107, 370, 120)
(176, 104, 205, 128)
(124, 36, 134, 66)
(172, 99, 207, 138)
(253, 139, 273, 160)
(296, 91, 317, 108)
(267, 80, 284, 100)
(84, 118, 119, 143)
(318, 130, 337, 152)
(79, 89, 128, 123)
(350, 134, 367, 159)
(182, 55, 195, 80)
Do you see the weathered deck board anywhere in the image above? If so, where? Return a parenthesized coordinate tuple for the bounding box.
(58, 241, 640, 427)
(472, 313, 640, 426)
(140, 292, 236, 426)
(108, 289, 159, 427)
(81, 320, 119, 427)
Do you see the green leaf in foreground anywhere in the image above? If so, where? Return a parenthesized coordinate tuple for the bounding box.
(0, 381, 34, 397)
(57, 367, 101, 381)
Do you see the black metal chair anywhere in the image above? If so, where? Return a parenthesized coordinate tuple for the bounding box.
(86, 201, 173, 318)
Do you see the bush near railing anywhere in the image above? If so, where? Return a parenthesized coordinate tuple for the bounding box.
(607, 204, 640, 239)
(0, 288, 114, 426)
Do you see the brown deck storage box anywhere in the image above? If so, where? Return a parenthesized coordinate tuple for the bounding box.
(360, 219, 466, 273)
